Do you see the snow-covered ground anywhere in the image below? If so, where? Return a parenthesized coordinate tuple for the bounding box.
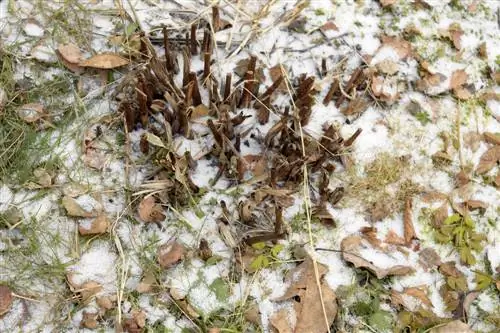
(0, 0, 499, 332)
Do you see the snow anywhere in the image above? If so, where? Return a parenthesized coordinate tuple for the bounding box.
(23, 22, 44, 37)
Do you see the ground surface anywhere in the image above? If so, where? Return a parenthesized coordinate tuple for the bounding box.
(0, 0, 499, 332)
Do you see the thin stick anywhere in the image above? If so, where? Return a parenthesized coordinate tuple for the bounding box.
(323, 79, 339, 105)
(203, 52, 211, 79)
(212, 6, 221, 32)
(336, 68, 362, 107)
(223, 73, 232, 101)
(190, 23, 198, 55)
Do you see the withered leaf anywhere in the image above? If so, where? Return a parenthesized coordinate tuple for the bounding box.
(464, 200, 488, 211)
(403, 197, 416, 244)
(79, 214, 109, 235)
(455, 170, 470, 187)
(432, 203, 449, 228)
(62, 196, 99, 217)
(269, 64, 288, 92)
(79, 53, 129, 69)
(312, 204, 335, 227)
(476, 146, 500, 174)
(453, 87, 473, 100)
(158, 241, 184, 269)
(270, 309, 293, 333)
(138, 196, 165, 223)
(429, 320, 473, 333)
(57, 44, 82, 64)
(190, 104, 210, 119)
(418, 247, 442, 270)
(80, 281, 102, 302)
(384, 230, 406, 245)
(81, 311, 98, 329)
(379, 0, 396, 7)
(17, 103, 45, 123)
(276, 257, 337, 333)
(341, 236, 414, 279)
(449, 25, 464, 50)
(380, 35, 412, 60)
(483, 132, 500, 145)
(450, 70, 467, 90)
(404, 286, 432, 307)
(96, 296, 115, 310)
(0, 285, 13, 317)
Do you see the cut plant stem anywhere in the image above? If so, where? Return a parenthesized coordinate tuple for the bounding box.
(336, 68, 363, 107)
(203, 52, 211, 80)
(190, 24, 198, 55)
(323, 79, 339, 105)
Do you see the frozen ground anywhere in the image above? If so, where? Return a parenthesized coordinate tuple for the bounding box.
(0, 0, 499, 332)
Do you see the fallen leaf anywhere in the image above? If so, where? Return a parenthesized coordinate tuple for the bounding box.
(403, 197, 416, 244)
(238, 154, 267, 179)
(419, 247, 442, 270)
(244, 304, 262, 326)
(269, 64, 288, 92)
(96, 296, 114, 310)
(17, 103, 45, 123)
(32, 168, 52, 188)
(62, 195, 99, 217)
(138, 196, 165, 223)
(136, 270, 156, 293)
(312, 204, 335, 227)
(483, 132, 500, 145)
(464, 200, 488, 211)
(320, 21, 338, 32)
(83, 149, 106, 170)
(79, 53, 129, 69)
(80, 281, 102, 302)
(0, 285, 13, 317)
(276, 257, 337, 333)
(429, 320, 473, 333)
(57, 43, 82, 63)
(404, 286, 432, 307)
(81, 311, 98, 329)
(476, 146, 500, 174)
(462, 291, 479, 318)
(132, 310, 146, 328)
(190, 104, 210, 119)
(341, 236, 414, 279)
(450, 70, 467, 90)
(78, 214, 109, 235)
(449, 25, 463, 50)
(270, 309, 293, 333)
(379, 0, 396, 7)
(453, 87, 473, 100)
(376, 59, 399, 75)
(385, 230, 406, 245)
(158, 241, 184, 269)
(455, 170, 470, 187)
(495, 172, 500, 188)
(370, 200, 392, 221)
(421, 191, 448, 203)
(380, 35, 412, 59)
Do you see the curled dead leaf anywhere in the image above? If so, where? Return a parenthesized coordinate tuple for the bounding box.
(138, 196, 165, 223)
(341, 236, 414, 279)
(483, 132, 500, 146)
(17, 103, 46, 123)
(0, 285, 13, 317)
(80, 281, 102, 302)
(57, 43, 82, 64)
(270, 309, 293, 333)
(79, 53, 129, 69)
(158, 241, 184, 269)
(403, 197, 417, 245)
(96, 295, 115, 310)
(476, 146, 500, 174)
(81, 311, 98, 329)
(276, 257, 337, 333)
(450, 70, 467, 90)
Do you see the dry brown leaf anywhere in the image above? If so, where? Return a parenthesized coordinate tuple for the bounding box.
(136, 271, 156, 293)
(462, 291, 479, 318)
(32, 168, 52, 188)
(190, 104, 210, 119)
(132, 310, 146, 328)
(79, 214, 109, 235)
(0, 285, 13, 317)
(83, 149, 106, 170)
(450, 70, 467, 90)
(320, 21, 338, 32)
(403, 197, 416, 244)
(439, 262, 462, 278)
(80, 281, 102, 302)
(238, 155, 267, 179)
(96, 296, 114, 310)
(483, 132, 500, 145)
(17, 103, 46, 123)
(380, 35, 412, 59)
(270, 309, 293, 333)
(464, 200, 488, 211)
(269, 64, 288, 92)
(276, 257, 337, 333)
(138, 196, 165, 223)
(79, 53, 129, 69)
(455, 170, 470, 187)
(57, 44, 82, 63)
(376, 59, 400, 75)
(432, 203, 449, 228)
(158, 241, 184, 269)
(404, 286, 432, 307)
(81, 311, 98, 329)
(429, 320, 473, 333)
(449, 25, 464, 50)
(453, 87, 473, 100)
(62, 195, 99, 217)
(476, 146, 500, 174)
(495, 172, 500, 188)
(385, 230, 406, 245)
(419, 247, 442, 270)
(341, 236, 414, 279)
(312, 204, 336, 227)
(244, 304, 262, 326)
(379, 0, 396, 7)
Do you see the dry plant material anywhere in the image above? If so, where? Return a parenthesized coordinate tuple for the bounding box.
(138, 196, 165, 223)
(418, 247, 442, 270)
(80, 281, 102, 302)
(79, 214, 109, 235)
(17, 103, 47, 123)
(403, 197, 417, 245)
(56, 43, 83, 73)
(198, 238, 213, 261)
(0, 285, 13, 317)
(341, 236, 414, 279)
(62, 196, 99, 217)
(270, 309, 293, 333)
(158, 241, 185, 269)
(448, 24, 464, 50)
(379, 0, 396, 7)
(81, 311, 98, 329)
(449, 70, 468, 90)
(380, 35, 412, 60)
(79, 53, 129, 69)
(476, 146, 500, 174)
(429, 320, 473, 333)
(275, 257, 337, 333)
(483, 132, 500, 145)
